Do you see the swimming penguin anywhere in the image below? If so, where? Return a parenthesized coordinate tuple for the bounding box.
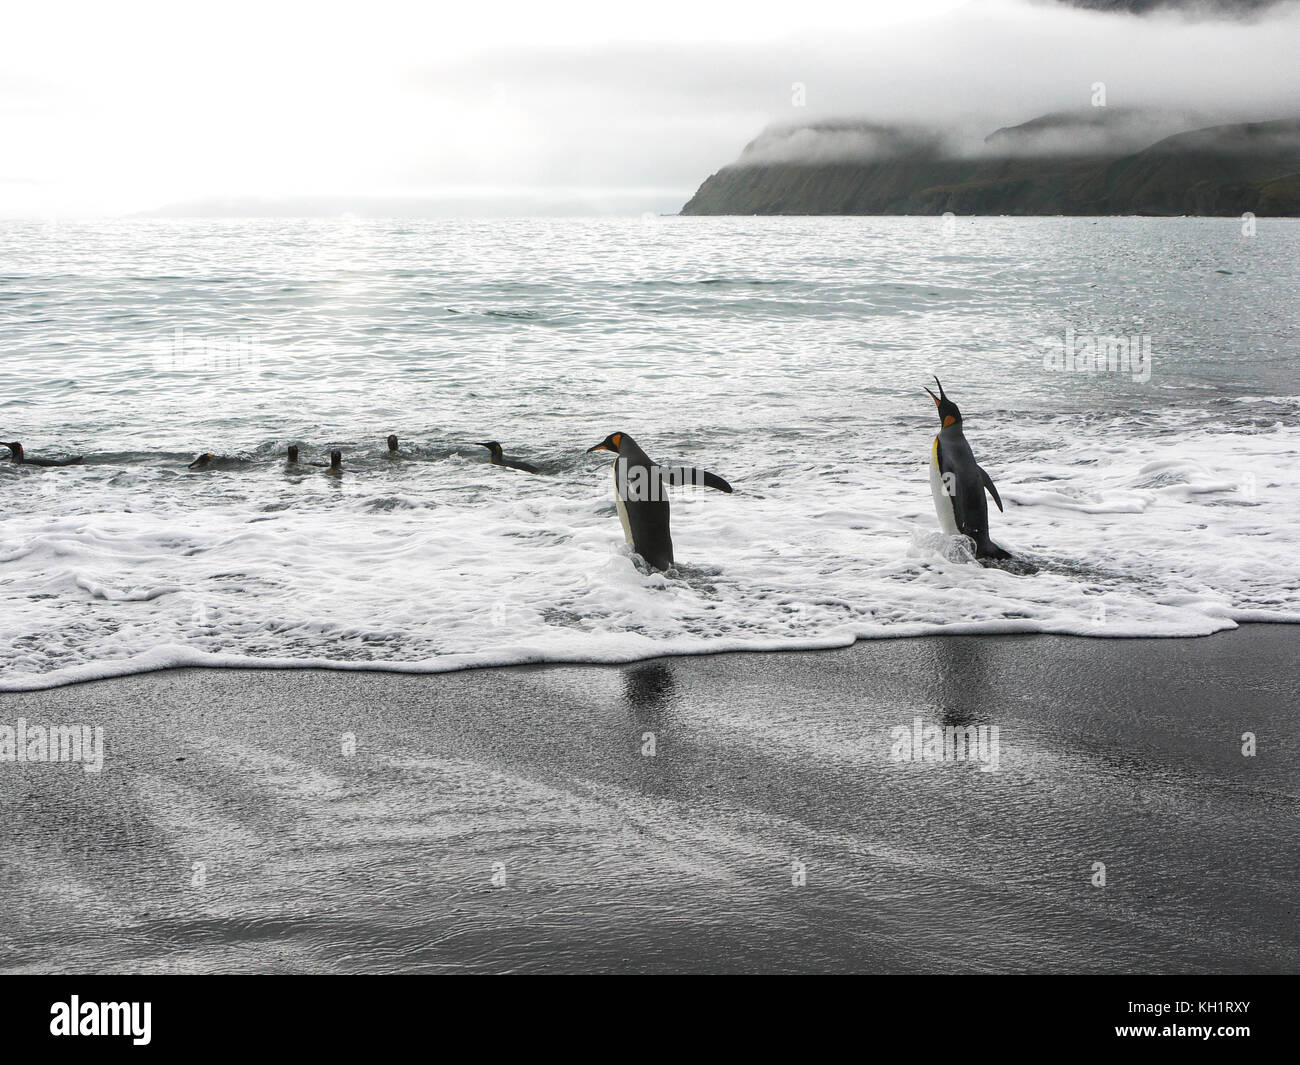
(924, 377, 1010, 560)
(187, 452, 214, 470)
(476, 441, 539, 474)
(2, 441, 84, 467)
(286, 445, 299, 464)
(585, 432, 733, 572)
(386, 435, 400, 454)
(326, 449, 342, 475)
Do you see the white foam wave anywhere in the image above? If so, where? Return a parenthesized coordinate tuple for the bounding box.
(2, 422, 1296, 692)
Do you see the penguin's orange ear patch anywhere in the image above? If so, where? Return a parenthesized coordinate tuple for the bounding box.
(611, 433, 622, 448)
(942, 415, 956, 428)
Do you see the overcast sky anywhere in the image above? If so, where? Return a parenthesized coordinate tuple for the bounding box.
(2, 0, 1297, 216)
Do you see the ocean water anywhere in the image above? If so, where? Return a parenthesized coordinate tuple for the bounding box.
(1, 216, 1297, 691)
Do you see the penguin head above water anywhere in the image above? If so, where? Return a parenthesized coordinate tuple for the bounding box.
(287, 445, 299, 463)
(387, 434, 399, 452)
(2, 441, 22, 462)
(585, 432, 629, 456)
(188, 452, 214, 469)
(329, 450, 342, 471)
(924, 376, 962, 429)
(475, 441, 503, 461)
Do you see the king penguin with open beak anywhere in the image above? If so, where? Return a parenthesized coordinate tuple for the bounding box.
(924, 377, 1010, 560)
(585, 432, 733, 572)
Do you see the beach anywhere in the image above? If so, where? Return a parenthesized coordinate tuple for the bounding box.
(2, 625, 1296, 974)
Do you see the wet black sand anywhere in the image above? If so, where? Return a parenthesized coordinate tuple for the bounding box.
(1, 626, 1296, 973)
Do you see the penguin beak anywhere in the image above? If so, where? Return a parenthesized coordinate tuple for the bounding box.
(933, 375, 947, 400)
(924, 387, 941, 408)
(474, 442, 491, 449)
(586, 441, 611, 453)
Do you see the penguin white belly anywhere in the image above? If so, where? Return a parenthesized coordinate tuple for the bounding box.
(929, 437, 959, 535)
(612, 462, 635, 546)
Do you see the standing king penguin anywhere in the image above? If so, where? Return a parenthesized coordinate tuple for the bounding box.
(924, 377, 1010, 560)
(585, 432, 732, 572)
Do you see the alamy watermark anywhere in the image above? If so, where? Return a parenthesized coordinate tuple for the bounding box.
(1039, 324, 1152, 383)
(889, 717, 1000, 773)
(616, 464, 715, 502)
(50, 996, 150, 1045)
(0, 718, 104, 773)
(152, 327, 267, 374)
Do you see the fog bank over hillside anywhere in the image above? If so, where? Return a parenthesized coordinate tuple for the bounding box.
(733, 108, 1250, 166)
(682, 115, 1300, 216)
(3, 0, 1298, 215)
(1052, 0, 1285, 16)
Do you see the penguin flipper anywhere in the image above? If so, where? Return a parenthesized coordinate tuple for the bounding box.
(700, 470, 733, 494)
(662, 466, 733, 494)
(979, 467, 1004, 512)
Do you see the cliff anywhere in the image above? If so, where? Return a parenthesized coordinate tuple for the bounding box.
(679, 116, 1300, 216)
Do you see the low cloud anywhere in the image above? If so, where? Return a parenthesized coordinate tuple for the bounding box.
(1050, 0, 1286, 17)
(1, 0, 1298, 214)
(734, 122, 950, 165)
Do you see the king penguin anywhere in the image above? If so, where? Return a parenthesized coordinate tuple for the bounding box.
(924, 377, 1010, 560)
(476, 441, 539, 474)
(585, 432, 733, 572)
(3, 441, 84, 467)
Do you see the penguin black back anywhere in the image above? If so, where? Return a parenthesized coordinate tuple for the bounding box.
(476, 441, 539, 474)
(4, 441, 84, 467)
